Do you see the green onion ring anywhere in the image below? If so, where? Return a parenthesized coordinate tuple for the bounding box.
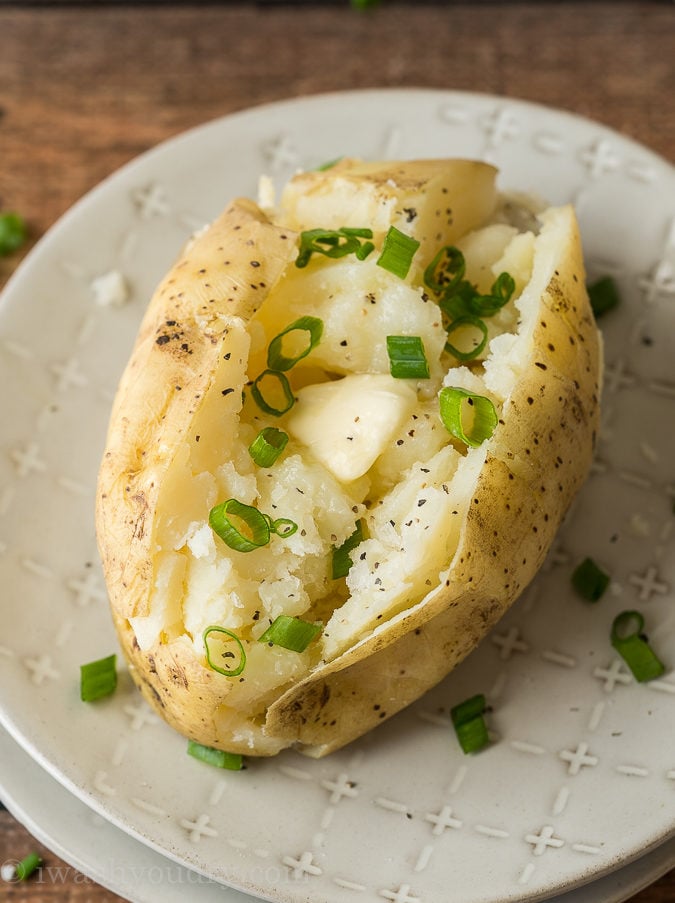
(267, 316, 324, 371)
(248, 427, 289, 467)
(444, 315, 489, 361)
(439, 386, 498, 448)
(270, 517, 298, 538)
(250, 369, 295, 417)
(423, 245, 465, 295)
(203, 625, 247, 677)
(610, 611, 665, 682)
(209, 499, 271, 552)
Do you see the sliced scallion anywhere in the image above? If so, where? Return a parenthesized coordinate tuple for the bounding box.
(80, 653, 117, 702)
(210, 499, 271, 552)
(259, 615, 322, 652)
(439, 387, 498, 448)
(572, 557, 610, 602)
(267, 516, 299, 538)
(203, 625, 247, 677)
(445, 315, 489, 361)
(295, 227, 374, 268)
(248, 427, 289, 467)
(439, 280, 479, 321)
(332, 520, 366, 579)
(468, 272, 516, 317)
(0, 211, 27, 256)
(451, 693, 490, 754)
(15, 852, 42, 881)
(386, 335, 430, 379)
(611, 611, 665, 682)
(250, 369, 295, 417)
(187, 739, 243, 770)
(588, 276, 620, 318)
(376, 226, 420, 279)
(267, 316, 324, 371)
(423, 245, 465, 296)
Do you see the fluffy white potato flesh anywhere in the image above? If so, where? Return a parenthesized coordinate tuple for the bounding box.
(97, 160, 601, 757)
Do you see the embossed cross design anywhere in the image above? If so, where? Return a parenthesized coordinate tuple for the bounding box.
(593, 659, 633, 692)
(424, 804, 462, 835)
(123, 702, 159, 731)
(525, 825, 565, 856)
(51, 357, 88, 392)
(11, 442, 46, 478)
(579, 139, 620, 178)
(24, 654, 60, 685)
(67, 571, 107, 608)
(321, 772, 358, 804)
(628, 566, 669, 602)
(559, 742, 598, 776)
(380, 883, 421, 903)
(133, 183, 170, 219)
(492, 626, 529, 660)
(480, 108, 520, 148)
(283, 850, 322, 879)
(179, 813, 218, 842)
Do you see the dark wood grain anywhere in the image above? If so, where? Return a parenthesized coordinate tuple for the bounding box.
(1, 3, 674, 901)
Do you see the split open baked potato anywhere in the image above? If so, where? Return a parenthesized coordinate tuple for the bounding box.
(96, 159, 602, 757)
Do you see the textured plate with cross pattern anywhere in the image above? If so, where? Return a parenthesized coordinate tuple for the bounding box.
(0, 90, 673, 903)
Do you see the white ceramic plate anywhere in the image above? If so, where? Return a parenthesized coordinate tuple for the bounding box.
(0, 89, 674, 903)
(1, 724, 673, 903)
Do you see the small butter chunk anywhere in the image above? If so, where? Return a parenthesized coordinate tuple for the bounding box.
(286, 373, 417, 483)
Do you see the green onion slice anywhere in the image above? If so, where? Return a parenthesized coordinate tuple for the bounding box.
(588, 276, 621, 318)
(15, 852, 42, 881)
(248, 427, 289, 467)
(267, 316, 324, 371)
(80, 653, 117, 702)
(250, 369, 295, 416)
(611, 611, 666, 682)
(376, 226, 420, 279)
(572, 557, 610, 602)
(386, 335, 430, 379)
(315, 157, 343, 171)
(267, 516, 299, 538)
(203, 625, 247, 677)
(438, 280, 479, 320)
(451, 693, 490, 754)
(259, 615, 322, 652)
(468, 272, 516, 317)
(445, 315, 489, 361)
(209, 499, 271, 552)
(332, 520, 366, 579)
(0, 211, 28, 256)
(295, 227, 374, 268)
(424, 245, 466, 295)
(439, 387, 498, 448)
(187, 739, 244, 770)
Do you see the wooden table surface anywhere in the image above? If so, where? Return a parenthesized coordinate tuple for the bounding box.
(1, 2, 673, 901)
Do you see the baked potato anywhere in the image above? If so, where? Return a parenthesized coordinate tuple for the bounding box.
(96, 159, 602, 757)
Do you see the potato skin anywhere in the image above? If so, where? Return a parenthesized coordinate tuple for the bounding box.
(96, 164, 601, 758)
(266, 208, 601, 755)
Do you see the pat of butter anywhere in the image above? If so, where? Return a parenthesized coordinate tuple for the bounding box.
(286, 373, 417, 483)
